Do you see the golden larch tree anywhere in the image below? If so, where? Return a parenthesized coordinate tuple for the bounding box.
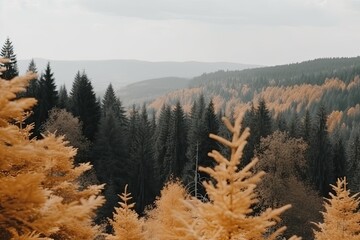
(0, 58, 104, 239)
(184, 115, 301, 240)
(106, 185, 145, 240)
(145, 181, 195, 240)
(314, 178, 360, 240)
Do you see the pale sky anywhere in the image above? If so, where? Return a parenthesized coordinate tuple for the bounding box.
(1, 0, 360, 65)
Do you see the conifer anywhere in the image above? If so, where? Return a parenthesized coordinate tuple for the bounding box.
(184, 115, 300, 239)
(0, 58, 104, 239)
(145, 181, 194, 240)
(106, 185, 145, 240)
(314, 178, 360, 240)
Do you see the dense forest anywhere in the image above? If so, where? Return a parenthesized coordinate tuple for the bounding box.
(1, 38, 360, 239)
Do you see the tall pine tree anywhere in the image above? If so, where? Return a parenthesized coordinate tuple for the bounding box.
(310, 105, 333, 196)
(35, 62, 58, 136)
(163, 101, 188, 181)
(93, 84, 128, 219)
(0, 37, 18, 80)
(69, 71, 100, 141)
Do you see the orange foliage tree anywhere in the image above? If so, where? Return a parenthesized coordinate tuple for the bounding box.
(314, 178, 360, 240)
(0, 58, 104, 239)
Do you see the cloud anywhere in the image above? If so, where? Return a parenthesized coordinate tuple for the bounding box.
(74, 0, 341, 26)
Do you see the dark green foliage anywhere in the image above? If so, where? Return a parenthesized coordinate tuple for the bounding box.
(35, 62, 58, 136)
(69, 71, 100, 141)
(127, 105, 157, 213)
(153, 104, 172, 189)
(57, 85, 68, 109)
(22, 59, 39, 130)
(301, 110, 312, 143)
(309, 105, 333, 196)
(163, 102, 188, 181)
(242, 100, 272, 166)
(183, 97, 219, 198)
(92, 84, 128, 220)
(332, 138, 346, 181)
(0, 37, 18, 80)
(347, 134, 360, 192)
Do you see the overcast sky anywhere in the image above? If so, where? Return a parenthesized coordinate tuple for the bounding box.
(1, 0, 360, 65)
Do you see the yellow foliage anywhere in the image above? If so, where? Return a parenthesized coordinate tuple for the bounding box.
(179, 116, 301, 240)
(314, 178, 360, 240)
(107, 185, 145, 240)
(145, 181, 195, 240)
(0, 58, 104, 239)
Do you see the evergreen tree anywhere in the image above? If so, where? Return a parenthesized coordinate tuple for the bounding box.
(93, 84, 128, 219)
(255, 98, 272, 142)
(347, 135, 360, 192)
(310, 105, 333, 196)
(35, 62, 58, 136)
(127, 105, 156, 213)
(301, 110, 312, 143)
(332, 138, 346, 181)
(69, 71, 100, 141)
(0, 37, 18, 80)
(289, 112, 300, 138)
(23, 59, 39, 129)
(242, 103, 257, 166)
(58, 85, 68, 109)
(163, 101, 188, 180)
(154, 104, 172, 189)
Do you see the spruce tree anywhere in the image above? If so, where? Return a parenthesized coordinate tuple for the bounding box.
(93, 84, 128, 219)
(23, 59, 39, 130)
(69, 71, 100, 141)
(58, 85, 68, 109)
(310, 105, 333, 196)
(301, 110, 312, 143)
(347, 135, 360, 192)
(163, 101, 188, 180)
(154, 104, 172, 189)
(127, 105, 156, 213)
(35, 62, 58, 136)
(332, 138, 346, 181)
(0, 37, 18, 80)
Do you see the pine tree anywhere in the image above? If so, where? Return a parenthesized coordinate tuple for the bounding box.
(255, 98, 272, 142)
(163, 101, 188, 180)
(127, 105, 156, 213)
(314, 178, 360, 240)
(347, 135, 360, 192)
(310, 105, 333, 196)
(301, 110, 312, 143)
(333, 138, 346, 181)
(154, 104, 172, 190)
(93, 84, 128, 219)
(57, 85, 68, 109)
(22, 59, 39, 130)
(106, 185, 145, 240)
(69, 71, 100, 141)
(0, 59, 104, 239)
(0, 37, 18, 80)
(36, 62, 58, 135)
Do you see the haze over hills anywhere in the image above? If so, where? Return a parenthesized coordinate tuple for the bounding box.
(17, 58, 258, 93)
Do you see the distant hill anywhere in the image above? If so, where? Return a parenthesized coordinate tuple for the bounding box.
(17, 59, 258, 92)
(116, 77, 190, 105)
(148, 56, 360, 135)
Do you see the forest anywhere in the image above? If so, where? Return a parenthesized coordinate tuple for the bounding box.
(1, 38, 360, 240)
